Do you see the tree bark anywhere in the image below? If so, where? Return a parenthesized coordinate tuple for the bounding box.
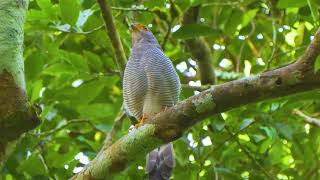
(0, 0, 40, 165)
(97, 0, 127, 73)
(72, 28, 320, 179)
(182, 6, 216, 85)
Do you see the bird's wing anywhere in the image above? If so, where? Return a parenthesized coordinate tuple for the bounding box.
(123, 59, 148, 120)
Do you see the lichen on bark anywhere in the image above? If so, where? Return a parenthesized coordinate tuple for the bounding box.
(193, 93, 216, 114)
(0, 0, 40, 163)
(73, 124, 163, 179)
(0, 0, 28, 88)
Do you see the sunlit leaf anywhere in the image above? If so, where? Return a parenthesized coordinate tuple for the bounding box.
(60, 0, 80, 25)
(277, 0, 308, 8)
(172, 24, 218, 39)
(17, 154, 48, 176)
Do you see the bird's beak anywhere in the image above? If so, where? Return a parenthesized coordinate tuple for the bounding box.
(130, 23, 139, 32)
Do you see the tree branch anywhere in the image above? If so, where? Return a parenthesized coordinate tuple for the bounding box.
(181, 84, 213, 91)
(30, 119, 100, 137)
(72, 28, 320, 179)
(182, 6, 216, 84)
(0, 0, 40, 164)
(97, 0, 127, 72)
(111, 6, 152, 12)
(225, 127, 276, 179)
(293, 109, 320, 127)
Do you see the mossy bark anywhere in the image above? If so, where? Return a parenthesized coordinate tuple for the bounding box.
(0, 0, 40, 164)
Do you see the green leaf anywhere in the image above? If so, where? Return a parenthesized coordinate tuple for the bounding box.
(37, 0, 52, 10)
(62, 52, 89, 73)
(37, 0, 58, 20)
(83, 51, 104, 72)
(277, 0, 308, 8)
(45, 144, 79, 168)
(259, 138, 272, 153)
(276, 123, 293, 140)
(24, 52, 45, 81)
(77, 136, 100, 151)
(43, 63, 77, 76)
(30, 80, 43, 102)
(77, 103, 114, 119)
(17, 154, 48, 176)
(294, 22, 305, 46)
(71, 79, 106, 104)
(172, 24, 218, 39)
(314, 56, 320, 72)
(260, 126, 277, 139)
(239, 118, 254, 130)
(308, 0, 320, 22)
(241, 9, 258, 28)
(268, 141, 285, 164)
(224, 9, 243, 37)
(60, 0, 80, 25)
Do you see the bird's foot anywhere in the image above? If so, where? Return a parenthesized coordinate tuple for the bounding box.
(134, 114, 147, 129)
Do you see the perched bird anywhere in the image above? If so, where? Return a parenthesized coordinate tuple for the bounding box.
(123, 23, 181, 180)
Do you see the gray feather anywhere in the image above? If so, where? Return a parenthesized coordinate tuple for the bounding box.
(123, 28, 180, 180)
(146, 143, 175, 180)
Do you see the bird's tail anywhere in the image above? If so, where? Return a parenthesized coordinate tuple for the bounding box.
(145, 143, 175, 180)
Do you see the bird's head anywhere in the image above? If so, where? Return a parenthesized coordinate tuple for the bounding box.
(130, 23, 156, 45)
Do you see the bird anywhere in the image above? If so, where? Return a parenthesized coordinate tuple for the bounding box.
(123, 23, 181, 180)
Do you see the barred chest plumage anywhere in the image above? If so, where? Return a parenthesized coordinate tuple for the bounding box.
(123, 41, 180, 120)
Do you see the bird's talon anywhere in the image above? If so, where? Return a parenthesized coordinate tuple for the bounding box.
(134, 115, 146, 129)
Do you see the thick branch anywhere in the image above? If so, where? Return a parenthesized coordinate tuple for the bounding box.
(97, 0, 127, 72)
(72, 28, 320, 179)
(0, 0, 40, 164)
(182, 6, 216, 84)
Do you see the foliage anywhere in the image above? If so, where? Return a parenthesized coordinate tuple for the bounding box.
(1, 0, 320, 179)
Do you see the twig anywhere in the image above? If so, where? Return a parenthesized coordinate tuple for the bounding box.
(161, 20, 173, 50)
(272, 45, 307, 59)
(225, 127, 276, 180)
(79, 71, 121, 86)
(97, 0, 127, 72)
(293, 109, 320, 127)
(103, 109, 126, 148)
(183, 6, 215, 84)
(236, 21, 256, 72)
(202, 117, 255, 162)
(31, 119, 99, 137)
(111, 6, 152, 12)
(52, 25, 105, 35)
(266, 19, 277, 70)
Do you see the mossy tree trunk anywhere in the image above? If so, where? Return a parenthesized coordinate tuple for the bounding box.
(0, 0, 40, 165)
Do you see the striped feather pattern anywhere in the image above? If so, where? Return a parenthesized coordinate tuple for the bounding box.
(123, 33, 180, 180)
(123, 42, 180, 120)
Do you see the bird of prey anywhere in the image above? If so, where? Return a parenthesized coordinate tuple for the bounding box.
(123, 23, 181, 180)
